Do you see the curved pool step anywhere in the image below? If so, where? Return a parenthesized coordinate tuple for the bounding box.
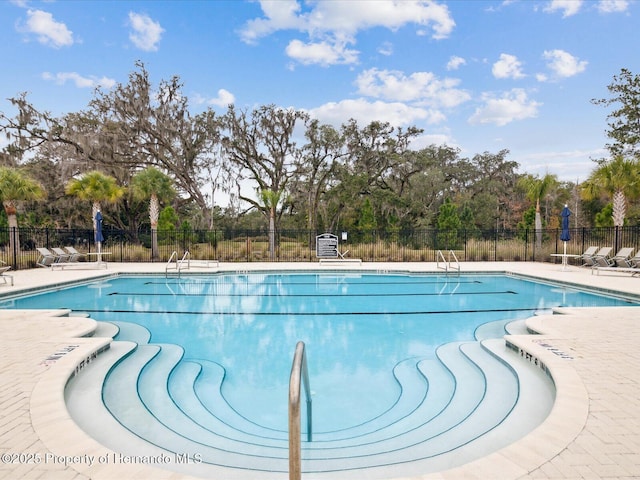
(111, 320, 152, 344)
(64, 341, 175, 456)
(168, 360, 287, 443)
(91, 320, 120, 339)
(505, 318, 531, 335)
(139, 346, 290, 449)
(301, 357, 431, 442)
(474, 317, 515, 340)
(68, 335, 553, 477)
(103, 344, 293, 470)
(108, 339, 521, 463)
(299, 340, 520, 466)
(480, 338, 554, 441)
(311, 345, 464, 447)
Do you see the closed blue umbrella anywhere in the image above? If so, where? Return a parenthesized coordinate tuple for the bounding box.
(559, 205, 571, 270)
(95, 210, 104, 253)
(560, 205, 571, 241)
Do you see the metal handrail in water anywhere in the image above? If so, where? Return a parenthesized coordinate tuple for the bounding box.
(177, 250, 191, 272)
(165, 251, 178, 277)
(436, 249, 461, 276)
(289, 341, 312, 480)
(436, 249, 448, 272)
(447, 250, 460, 275)
(165, 250, 191, 277)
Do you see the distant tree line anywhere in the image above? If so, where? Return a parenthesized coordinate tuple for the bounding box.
(1, 63, 639, 254)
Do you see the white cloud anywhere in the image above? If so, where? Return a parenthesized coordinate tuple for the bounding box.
(286, 38, 359, 66)
(469, 88, 541, 126)
(492, 53, 525, 79)
(239, 0, 304, 44)
(208, 89, 235, 107)
(543, 0, 583, 17)
(597, 0, 628, 13)
(514, 148, 606, 180)
(128, 12, 164, 51)
(308, 98, 441, 128)
(303, 0, 455, 39)
(412, 132, 456, 150)
(378, 41, 393, 56)
(239, 0, 455, 65)
(23, 9, 73, 48)
(42, 72, 116, 89)
(446, 55, 466, 71)
(355, 68, 470, 108)
(542, 49, 587, 78)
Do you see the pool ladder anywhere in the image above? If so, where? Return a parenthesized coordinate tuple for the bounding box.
(437, 250, 460, 276)
(289, 341, 312, 480)
(165, 250, 190, 277)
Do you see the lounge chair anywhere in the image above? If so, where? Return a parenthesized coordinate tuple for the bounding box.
(51, 247, 72, 263)
(36, 247, 57, 268)
(590, 247, 613, 268)
(65, 246, 86, 262)
(0, 261, 13, 286)
(579, 246, 599, 266)
(593, 250, 640, 276)
(610, 247, 635, 267)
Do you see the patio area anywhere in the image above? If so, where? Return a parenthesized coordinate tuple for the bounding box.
(0, 261, 639, 479)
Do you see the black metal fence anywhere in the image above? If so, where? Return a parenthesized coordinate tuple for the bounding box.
(1, 225, 639, 271)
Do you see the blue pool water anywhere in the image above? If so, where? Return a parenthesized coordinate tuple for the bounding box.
(1, 271, 634, 436)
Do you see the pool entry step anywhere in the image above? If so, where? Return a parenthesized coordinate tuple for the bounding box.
(66, 317, 554, 479)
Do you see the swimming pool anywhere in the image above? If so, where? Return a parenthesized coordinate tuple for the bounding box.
(2, 271, 636, 478)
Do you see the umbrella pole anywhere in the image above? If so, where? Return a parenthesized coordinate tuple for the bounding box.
(563, 241, 567, 271)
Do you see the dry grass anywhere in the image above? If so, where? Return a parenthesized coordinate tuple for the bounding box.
(9, 237, 571, 268)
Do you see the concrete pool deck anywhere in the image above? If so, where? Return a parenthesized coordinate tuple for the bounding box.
(0, 261, 639, 479)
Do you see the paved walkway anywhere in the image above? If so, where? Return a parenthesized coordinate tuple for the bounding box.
(0, 261, 639, 479)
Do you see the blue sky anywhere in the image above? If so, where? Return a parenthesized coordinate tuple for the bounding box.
(1, 0, 638, 184)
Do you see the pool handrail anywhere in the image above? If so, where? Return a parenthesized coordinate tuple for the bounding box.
(165, 250, 191, 277)
(289, 341, 312, 480)
(437, 249, 460, 276)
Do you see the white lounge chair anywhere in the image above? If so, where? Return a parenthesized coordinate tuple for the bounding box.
(590, 247, 613, 268)
(36, 247, 57, 268)
(0, 261, 13, 286)
(610, 247, 635, 267)
(51, 247, 72, 263)
(593, 250, 640, 276)
(579, 246, 599, 266)
(65, 246, 86, 262)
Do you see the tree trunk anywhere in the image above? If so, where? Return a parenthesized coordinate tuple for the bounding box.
(612, 190, 626, 227)
(150, 194, 160, 259)
(535, 199, 542, 249)
(269, 208, 276, 261)
(3, 202, 20, 259)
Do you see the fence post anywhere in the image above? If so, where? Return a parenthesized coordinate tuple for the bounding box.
(10, 227, 18, 268)
(463, 229, 467, 261)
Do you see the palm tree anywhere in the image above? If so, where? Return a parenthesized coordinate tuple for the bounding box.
(65, 171, 125, 250)
(0, 166, 45, 259)
(518, 173, 558, 248)
(131, 167, 176, 259)
(581, 155, 640, 228)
